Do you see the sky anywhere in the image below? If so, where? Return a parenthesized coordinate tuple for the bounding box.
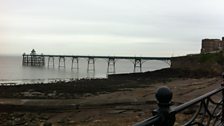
(0, 0, 224, 56)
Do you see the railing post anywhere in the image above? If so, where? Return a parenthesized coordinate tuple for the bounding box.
(153, 86, 175, 126)
(222, 72, 224, 122)
(222, 84, 224, 122)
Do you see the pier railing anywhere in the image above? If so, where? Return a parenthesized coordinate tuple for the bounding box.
(134, 84, 224, 126)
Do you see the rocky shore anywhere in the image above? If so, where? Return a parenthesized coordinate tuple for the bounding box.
(0, 68, 221, 126)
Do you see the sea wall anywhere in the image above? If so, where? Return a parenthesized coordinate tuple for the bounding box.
(171, 52, 224, 74)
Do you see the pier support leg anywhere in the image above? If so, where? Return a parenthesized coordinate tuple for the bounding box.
(36, 56, 45, 66)
(22, 54, 25, 65)
(41, 56, 45, 66)
(87, 57, 95, 73)
(31, 55, 34, 66)
(22, 53, 27, 65)
(59, 56, 66, 68)
(48, 56, 55, 68)
(107, 58, 116, 74)
(134, 58, 142, 73)
(71, 57, 79, 70)
(26, 55, 29, 65)
(37, 57, 40, 66)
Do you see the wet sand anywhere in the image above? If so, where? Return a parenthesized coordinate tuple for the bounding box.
(0, 69, 222, 126)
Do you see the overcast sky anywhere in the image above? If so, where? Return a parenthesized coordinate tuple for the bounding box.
(0, 0, 224, 56)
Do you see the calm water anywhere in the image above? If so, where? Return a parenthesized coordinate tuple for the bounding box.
(0, 56, 169, 84)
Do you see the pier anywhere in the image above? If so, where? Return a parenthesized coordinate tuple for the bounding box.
(22, 50, 171, 74)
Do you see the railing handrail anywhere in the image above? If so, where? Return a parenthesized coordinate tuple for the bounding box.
(134, 115, 160, 126)
(172, 85, 224, 113)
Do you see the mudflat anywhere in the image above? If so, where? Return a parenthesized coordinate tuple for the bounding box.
(0, 69, 221, 126)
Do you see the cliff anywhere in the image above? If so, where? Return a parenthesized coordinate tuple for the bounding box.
(171, 52, 224, 74)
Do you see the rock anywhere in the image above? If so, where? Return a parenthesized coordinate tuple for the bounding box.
(138, 112, 145, 117)
(21, 91, 44, 97)
(14, 118, 26, 125)
(108, 110, 127, 114)
(68, 120, 76, 124)
(47, 90, 57, 97)
(43, 122, 52, 126)
(83, 93, 93, 97)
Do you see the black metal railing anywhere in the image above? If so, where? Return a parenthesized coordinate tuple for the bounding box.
(134, 84, 224, 126)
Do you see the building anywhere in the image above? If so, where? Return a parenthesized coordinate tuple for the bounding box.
(201, 37, 224, 53)
(23, 49, 45, 66)
(30, 49, 36, 55)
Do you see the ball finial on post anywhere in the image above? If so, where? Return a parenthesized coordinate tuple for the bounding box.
(155, 86, 173, 107)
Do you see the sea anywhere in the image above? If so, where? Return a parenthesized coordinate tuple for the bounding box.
(0, 55, 170, 85)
